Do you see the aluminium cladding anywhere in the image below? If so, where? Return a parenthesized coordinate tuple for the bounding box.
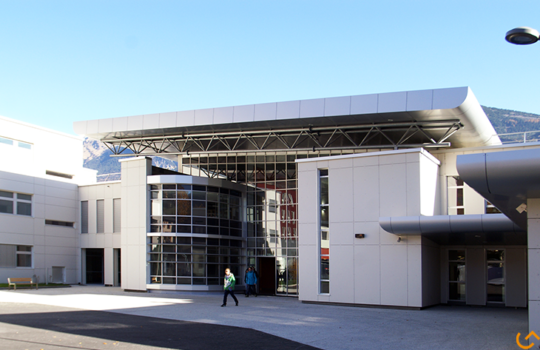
(73, 87, 501, 155)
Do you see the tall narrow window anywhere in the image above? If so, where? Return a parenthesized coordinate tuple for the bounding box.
(96, 200, 105, 233)
(319, 169, 329, 294)
(447, 176, 464, 215)
(487, 249, 505, 303)
(81, 201, 88, 233)
(448, 250, 466, 302)
(113, 198, 121, 233)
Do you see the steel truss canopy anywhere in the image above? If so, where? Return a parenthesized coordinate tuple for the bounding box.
(73, 87, 501, 157)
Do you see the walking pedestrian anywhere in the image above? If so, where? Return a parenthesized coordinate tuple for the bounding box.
(245, 266, 258, 297)
(221, 268, 238, 307)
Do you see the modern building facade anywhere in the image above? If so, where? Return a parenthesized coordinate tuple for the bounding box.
(0, 116, 96, 285)
(3, 86, 540, 333)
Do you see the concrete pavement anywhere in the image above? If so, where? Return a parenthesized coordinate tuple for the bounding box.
(0, 286, 528, 349)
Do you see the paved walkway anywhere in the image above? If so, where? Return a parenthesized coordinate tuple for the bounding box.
(0, 286, 528, 349)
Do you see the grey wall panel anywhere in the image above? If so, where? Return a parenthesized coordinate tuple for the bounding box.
(213, 107, 234, 125)
(233, 105, 255, 123)
(406, 89, 433, 112)
(378, 92, 407, 113)
(466, 248, 485, 306)
(350, 94, 378, 114)
(440, 248, 448, 303)
(324, 96, 350, 117)
(506, 248, 528, 307)
(276, 100, 300, 120)
(422, 244, 440, 307)
(300, 99, 324, 118)
(194, 108, 214, 125)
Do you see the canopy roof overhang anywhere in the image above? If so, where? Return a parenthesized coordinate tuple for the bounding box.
(379, 214, 526, 245)
(456, 146, 540, 231)
(73, 87, 501, 157)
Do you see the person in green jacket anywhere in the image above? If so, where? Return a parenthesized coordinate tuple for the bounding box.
(221, 268, 238, 307)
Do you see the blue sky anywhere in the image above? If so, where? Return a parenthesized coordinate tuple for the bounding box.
(1, 1, 539, 135)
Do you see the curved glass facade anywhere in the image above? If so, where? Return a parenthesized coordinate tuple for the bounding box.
(179, 152, 355, 295)
(147, 182, 245, 290)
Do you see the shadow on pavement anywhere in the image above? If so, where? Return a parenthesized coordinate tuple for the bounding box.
(0, 303, 320, 350)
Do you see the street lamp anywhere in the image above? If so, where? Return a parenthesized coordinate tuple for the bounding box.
(505, 26, 540, 45)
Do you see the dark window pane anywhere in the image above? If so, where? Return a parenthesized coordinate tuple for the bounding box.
(150, 262, 162, 275)
(449, 283, 466, 301)
(177, 246, 191, 254)
(163, 191, 176, 199)
(193, 238, 206, 245)
(177, 263, 191, 276)
(17, 254, 31, 267)
(177, 200, 191, 216)
(163, 200, 176, 215)
(0, 200, 13, 214)
(177, 217, 191, 224)
(320, 281, 329, 294)
(449, 263, 465, 282)
(448, 250, 465, 261)
(177, 237, 191, 244)
(177, 225, 191, 233)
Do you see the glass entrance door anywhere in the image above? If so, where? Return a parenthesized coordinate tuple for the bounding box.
(486, 249, 505, 304)
(448, 250, 466, 303)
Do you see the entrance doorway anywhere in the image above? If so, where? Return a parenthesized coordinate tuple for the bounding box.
(257, 257, 276, 295)
(85, 249, 104, 284)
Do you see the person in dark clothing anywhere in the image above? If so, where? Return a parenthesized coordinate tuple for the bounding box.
(245, 266, 258, 297)
(221, 268, 238, 307)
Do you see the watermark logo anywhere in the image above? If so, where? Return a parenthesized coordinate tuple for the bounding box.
(516, 331, 540, 349)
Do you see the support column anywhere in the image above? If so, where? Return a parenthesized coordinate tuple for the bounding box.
(120, 157, 152, 291)
(103, 247, 114, 286)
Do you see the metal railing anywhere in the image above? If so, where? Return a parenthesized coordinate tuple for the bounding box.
(497, 130, 540, 144)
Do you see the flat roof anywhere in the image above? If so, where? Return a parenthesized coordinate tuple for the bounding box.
(73, 86, 501, 151)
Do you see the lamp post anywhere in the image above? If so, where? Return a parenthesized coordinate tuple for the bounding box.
(505, 26, 540, 45)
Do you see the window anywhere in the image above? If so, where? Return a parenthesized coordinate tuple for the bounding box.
(81, 201, 88, 233)
(447, 176, 464, 215)
(96, 200, 104, 233)
(0, 190, 32, 216)
(0, 244, 32, 267)
(0, 136, 13, 146)
(45, 220, 74, 227)
(319, 169, 329, 294)
(448, 250, 466, 302)
(485, 201, 502, 214)
(17, 245, 32, 267)
(113, 198, 121, 233)
(487, 249, 505, 303)
(18, 141, 32, 150)
(0, 136, 32, 149)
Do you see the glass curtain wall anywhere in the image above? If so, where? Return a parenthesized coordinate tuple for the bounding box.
(181, 150, 356, 295)
(148, 184, 244, 288)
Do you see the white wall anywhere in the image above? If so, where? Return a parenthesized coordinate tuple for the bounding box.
(298, 149, 440, 307)
(0, 116, 97, 285)
(79, 182, 122, 285)
(120, 157, 151, 291)
(0, 171, 80, 284)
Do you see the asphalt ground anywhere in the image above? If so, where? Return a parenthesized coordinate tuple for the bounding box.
(0, 286, 529, 350)
(0, 302, 318, 350)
